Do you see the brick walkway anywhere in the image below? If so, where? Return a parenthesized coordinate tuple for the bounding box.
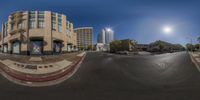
(0, 52, 85, 74)
(0, 52, 85, 77)
(0, 59, 72, 74)
(0, 52, 86, 86)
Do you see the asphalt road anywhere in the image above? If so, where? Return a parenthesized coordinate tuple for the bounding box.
(1, 52, 200, 100)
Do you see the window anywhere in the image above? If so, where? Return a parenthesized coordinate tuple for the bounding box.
(58, 14, 62, 32)
(38, 20, 44, 28)
(22, 21, 26, 29)
(38, 11, 45, 28)
(17, 21, 26, 29)
(38, 11, 44, 19)
(58, 24, 62, 32)
(29, 11, 36, 28)
(51, 12, 56, 30)
(11, 24, 14, 31)
(66, 29, 70, 36)
(66, 21, 70, 29)
(29, 20, 35, 28)
(52, 22, 56, 30)
(17, 23, 22, 29)
(3, 23, 8, 37)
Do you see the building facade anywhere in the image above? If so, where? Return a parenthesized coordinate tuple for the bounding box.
(97, 28, 114, 51)
(0, 11, 77, 55)
(110, 39, 136, 52)
(105, 28, 114, 44)
(98, 28, 114, 45)
(136, 44, 150, 51)
(97, 29, 105, 44)
(74, 27, 93, 50)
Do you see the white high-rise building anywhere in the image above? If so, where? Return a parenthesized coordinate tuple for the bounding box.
(105, 28, 114, 44)
(97, 29, 105, 44)
(97, 28, 114, 51)
(98, 28, 114, 44)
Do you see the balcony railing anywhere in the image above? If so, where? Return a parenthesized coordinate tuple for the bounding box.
(9, 28, 26, 35)
(10, 12, 23, 19)
(9, 12, 26, 24)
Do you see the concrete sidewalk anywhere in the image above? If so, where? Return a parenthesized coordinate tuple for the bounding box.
(77, 52, 86, 57)
(189, 52, 200, 70)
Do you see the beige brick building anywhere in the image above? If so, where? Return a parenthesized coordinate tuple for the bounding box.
(74, 27, 93, 50)
(0, 11, 77, 55)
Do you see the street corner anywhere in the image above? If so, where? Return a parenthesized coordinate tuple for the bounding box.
(0, 52, 86, 87)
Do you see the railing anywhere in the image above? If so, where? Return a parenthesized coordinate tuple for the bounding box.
(9, 28, 26, 35)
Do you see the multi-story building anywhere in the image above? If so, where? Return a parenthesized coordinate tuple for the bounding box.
(98, 28, 114, 44)
(97, 28, 114, 51)
(105, 28, 114, 44)
(0, 11, 77, 55)
(97, 29, 105, 44)
(136, 44, 150, 51)
(74, 27, 93, 50)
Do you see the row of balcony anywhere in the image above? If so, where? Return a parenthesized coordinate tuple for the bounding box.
(9, 28, 26, 35)
(10, 12, 24, 19)
(9, 12, 26, 24)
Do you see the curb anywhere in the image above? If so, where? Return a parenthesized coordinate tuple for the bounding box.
(0, 53, 86, 87)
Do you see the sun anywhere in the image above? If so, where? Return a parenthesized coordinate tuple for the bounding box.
(163, 26, 172, 34)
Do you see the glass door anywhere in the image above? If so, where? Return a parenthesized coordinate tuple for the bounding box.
(12, 41, 20, 54)
(30, 40, 43, 55)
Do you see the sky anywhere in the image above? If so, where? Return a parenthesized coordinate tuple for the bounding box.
(0, 0, 200, 45)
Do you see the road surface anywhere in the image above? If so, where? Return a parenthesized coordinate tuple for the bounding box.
(0, 52, 200, 100)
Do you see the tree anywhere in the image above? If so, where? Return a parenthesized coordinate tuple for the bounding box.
(79, 45, 84, 51)
(194, 44, 200, 50)
(172, 44, 185, 51)
(186, 43, 194, 51)
(87, 45, 93, 51)
(110, 40, 122, 53)
(156, 40, 165, 52)
(197, 37, 200, 50)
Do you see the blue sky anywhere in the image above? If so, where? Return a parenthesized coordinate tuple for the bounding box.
(0, 0, 200, 45)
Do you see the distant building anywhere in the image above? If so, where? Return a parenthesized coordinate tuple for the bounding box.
(148, 40, 185, 52)
(97, 28, 114, 51)
(136, 44, 149, 51)
(110, 39, 136, 52)
(98, 28, 114, 44)
(120, 39, 135, 51)
(97, 29, 105, 44)
(74, 27, 93, 50)
(96, 43, 106, 51)
(104, 28, 114, 44)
